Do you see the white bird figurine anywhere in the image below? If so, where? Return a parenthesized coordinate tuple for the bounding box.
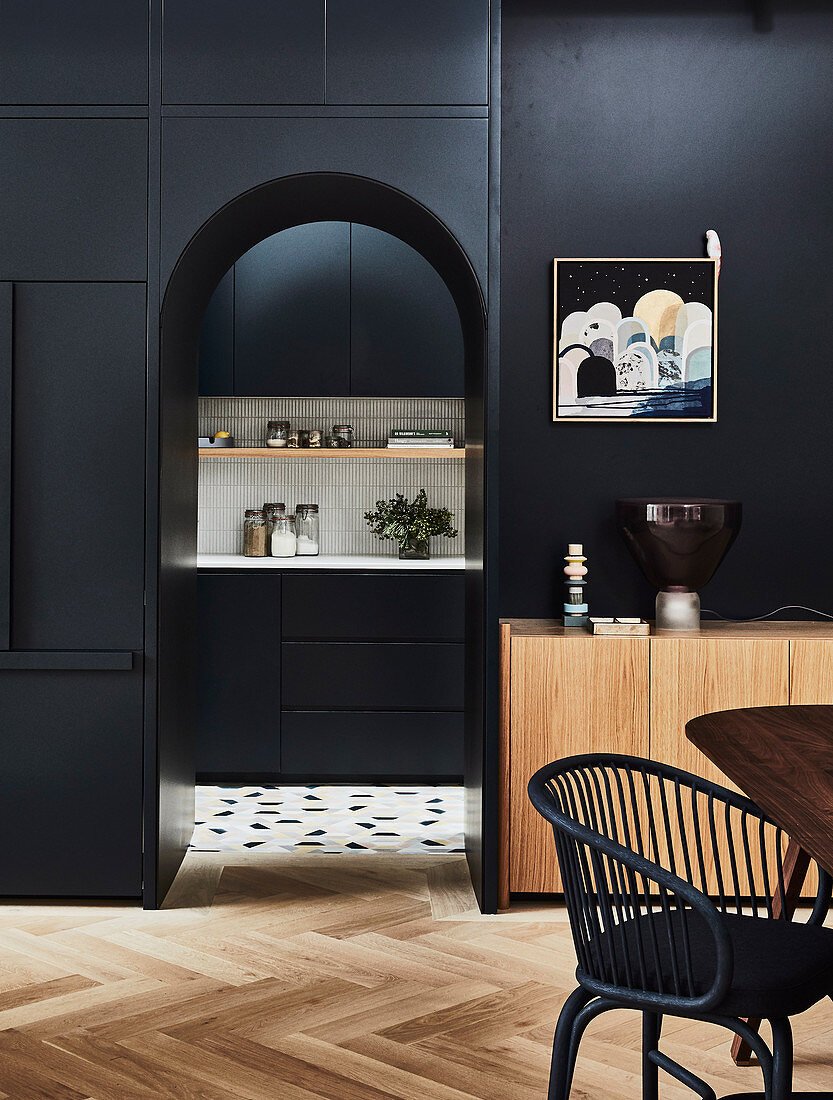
(705, 229, 722, 278)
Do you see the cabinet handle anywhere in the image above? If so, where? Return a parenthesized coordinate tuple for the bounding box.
(0, 652, 134, 671)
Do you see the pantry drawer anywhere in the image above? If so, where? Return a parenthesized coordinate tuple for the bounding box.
(282, 573, 464, 640)
(281, 711, 464, 777)
(282, 642, 464, 710)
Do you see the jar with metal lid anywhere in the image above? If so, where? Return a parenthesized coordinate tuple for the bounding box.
(264, 502, 286, 534)
(332, 425, 353, 448)
(270, 514, 297, 558)
(243, 510, 268, 556)
(287, 429, 300, 448)
(307, 429, 322, 448)
(294, 504, 320, 556)
(266, 420, 289, 447)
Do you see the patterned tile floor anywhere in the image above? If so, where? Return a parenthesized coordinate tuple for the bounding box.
(190, 784, 465, 854)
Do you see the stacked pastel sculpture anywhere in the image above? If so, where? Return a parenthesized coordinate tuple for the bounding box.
(563, 543, 588, 628)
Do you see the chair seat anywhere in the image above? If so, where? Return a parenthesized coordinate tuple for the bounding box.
(584, 911, 833, 1018)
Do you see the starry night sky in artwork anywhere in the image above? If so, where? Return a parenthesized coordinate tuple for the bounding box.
(556, 260, 715, 318)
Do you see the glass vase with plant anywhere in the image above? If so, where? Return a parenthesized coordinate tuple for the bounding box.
(364, 489, 457, 560)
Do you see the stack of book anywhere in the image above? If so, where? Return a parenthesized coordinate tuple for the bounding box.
(386, 429, 455, 449)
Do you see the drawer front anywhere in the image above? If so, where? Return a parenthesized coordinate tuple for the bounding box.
(282, 642, 464, 710)
(281, 711, 463, 777)
(282, 573, 464, 640)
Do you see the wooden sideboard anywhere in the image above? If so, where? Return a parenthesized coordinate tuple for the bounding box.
(498, 619, 833, 909)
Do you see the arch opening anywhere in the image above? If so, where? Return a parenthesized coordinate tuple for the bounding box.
(151, 171, 488, 908)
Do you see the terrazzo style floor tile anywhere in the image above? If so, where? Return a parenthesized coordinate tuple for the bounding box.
(190, 784, 465, 854)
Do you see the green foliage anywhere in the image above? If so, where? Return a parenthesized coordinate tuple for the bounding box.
(364, 489, 458, 547)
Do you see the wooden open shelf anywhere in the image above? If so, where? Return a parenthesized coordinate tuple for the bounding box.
(199, 447, 465, 459)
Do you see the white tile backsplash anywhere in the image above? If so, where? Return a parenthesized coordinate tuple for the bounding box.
(198, 397, 465, 557)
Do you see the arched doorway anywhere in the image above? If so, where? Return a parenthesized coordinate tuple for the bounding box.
(147, 172, 490, 909)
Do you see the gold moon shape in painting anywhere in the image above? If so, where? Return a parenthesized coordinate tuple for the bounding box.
(633, 289, 684, 348)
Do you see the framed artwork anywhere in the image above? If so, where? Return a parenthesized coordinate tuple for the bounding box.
(553, 258, 718, 422)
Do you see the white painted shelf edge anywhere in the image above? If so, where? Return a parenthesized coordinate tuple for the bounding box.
(196, 554, 466, 571)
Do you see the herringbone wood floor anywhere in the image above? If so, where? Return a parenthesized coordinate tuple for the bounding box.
(0, 853, 831, 1098)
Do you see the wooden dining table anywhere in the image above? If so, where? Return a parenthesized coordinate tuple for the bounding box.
(686, 703, 833, 1069)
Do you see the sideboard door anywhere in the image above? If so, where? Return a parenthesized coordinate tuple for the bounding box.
(509, 636, 650, 894)
(790, 640, 833, 704)
(651, 637, 790, 894)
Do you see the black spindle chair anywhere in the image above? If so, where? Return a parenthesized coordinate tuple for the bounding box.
(528, 754, 833, 1100)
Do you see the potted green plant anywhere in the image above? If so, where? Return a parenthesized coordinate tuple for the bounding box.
(364, 489, 458, 560)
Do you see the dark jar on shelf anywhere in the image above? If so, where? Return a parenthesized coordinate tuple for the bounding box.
(332, 424, 353, 448)
(243, 510, 268, 557)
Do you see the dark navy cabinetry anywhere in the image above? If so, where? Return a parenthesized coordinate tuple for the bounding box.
(163, 0, 325, 105)
(325, 0, 489, 105)
(199, 222, 464, 397)
(0, 120, 147, 282)
(197, 570, 464, 780)
(0, 0, 148, 105)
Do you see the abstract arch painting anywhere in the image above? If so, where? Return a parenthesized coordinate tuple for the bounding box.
(553, 259, 718, 422)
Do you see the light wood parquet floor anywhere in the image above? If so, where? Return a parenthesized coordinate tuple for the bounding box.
(0, 853, 831, 1098)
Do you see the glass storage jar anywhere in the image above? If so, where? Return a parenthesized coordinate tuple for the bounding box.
(332, 424, 353, 448)
(270, 514, 297, 557)
(264, 502, 286, 534)
(243, 510, 268, 556)
(307, 429, 322, 448)
(294, 504, 320, 556)
(287, 429, 300, 448)
(266, 420, 289, 447)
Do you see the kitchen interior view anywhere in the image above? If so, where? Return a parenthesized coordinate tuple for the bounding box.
(194, 220, 468, 859)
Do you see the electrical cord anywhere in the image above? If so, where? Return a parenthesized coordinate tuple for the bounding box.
(701, 605, 833, 623)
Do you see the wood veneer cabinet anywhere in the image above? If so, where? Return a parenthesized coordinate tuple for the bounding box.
(499, 621, 833, 908)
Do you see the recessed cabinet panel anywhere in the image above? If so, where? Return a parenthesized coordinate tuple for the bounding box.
(282, 711, 464, 777)
(509, 636, 651, 894)
(350, 225, 464, 397)
(234, 223, 351, 397)
(163, 0, 324, 105)
(197, 574, 281, 774)
(282, 574, 465, 640)
(11, 284, 146, 651)
(326, 0, 489, 105)
(0, 120, 147, 282)
(199, 268, 235, 397)
(282, 642, 465, 710)
(0, 666, 143, 896)
(0, 0, 148, 105)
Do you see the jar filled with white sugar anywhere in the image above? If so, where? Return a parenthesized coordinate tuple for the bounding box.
(270, 514, 297, 557)
(294, 504, 320, 555)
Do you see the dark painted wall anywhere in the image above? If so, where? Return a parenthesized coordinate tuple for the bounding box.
(500, 2, 833, 619)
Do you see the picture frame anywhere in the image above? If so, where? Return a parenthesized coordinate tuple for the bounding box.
(553, 258, 718, 423)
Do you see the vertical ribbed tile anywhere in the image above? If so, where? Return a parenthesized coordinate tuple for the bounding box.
(198, 397, 465, 557)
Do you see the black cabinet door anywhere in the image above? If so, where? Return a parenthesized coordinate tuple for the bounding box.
(0, 0, 148, 105)
(0, 666, 143, 896)
(281, 711, 464, 778)
(283, 574, 465, 640)
(163, 0, 325, 105)
(350, 225, 464, 397)
(0, 120, 147, 282)
(282, 642, 465, 710)
(199, 268, 235, 396)
(11, 284, 146, 651)
(234, 223, 351, 397)
(326, 0, 489, 106)
(198, 574, 281, 774)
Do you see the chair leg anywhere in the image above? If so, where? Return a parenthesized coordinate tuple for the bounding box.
(642, 1012, 662, 1100)
(548, 987, 592, 1100)
(768, 1017, 793, 1100)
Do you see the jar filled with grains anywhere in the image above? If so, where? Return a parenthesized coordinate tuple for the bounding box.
(243, 510, 268, 556)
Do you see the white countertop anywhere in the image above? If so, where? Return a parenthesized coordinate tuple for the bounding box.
(197, 554, 465, 571)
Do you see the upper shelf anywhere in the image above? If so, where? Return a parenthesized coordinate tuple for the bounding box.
(198, 447, 465, 459)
